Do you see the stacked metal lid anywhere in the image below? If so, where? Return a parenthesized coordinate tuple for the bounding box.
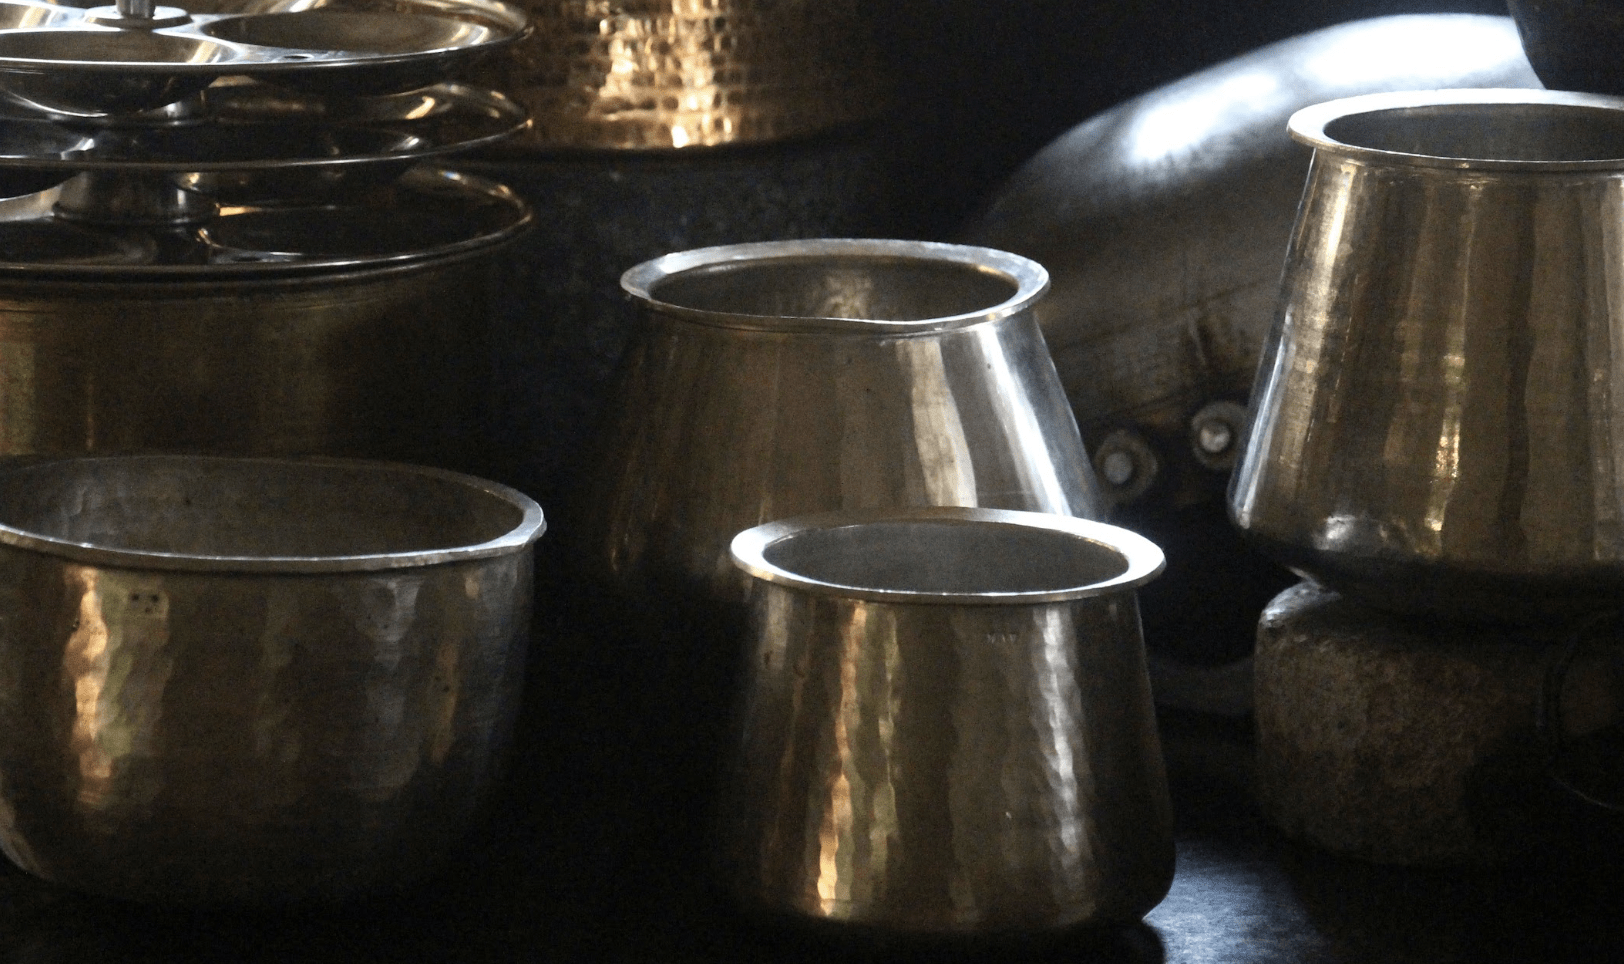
(0, 0, 534, 275)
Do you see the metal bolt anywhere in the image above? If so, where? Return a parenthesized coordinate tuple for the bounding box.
(1196, 419, 1234, 456)
(1092, 428, 1159, 505)
(1188, 400, 1250, 471)
(1102, 449, 1136, 487)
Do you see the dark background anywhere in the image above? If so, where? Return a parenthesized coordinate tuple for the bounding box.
(873, 0, 1510, 239)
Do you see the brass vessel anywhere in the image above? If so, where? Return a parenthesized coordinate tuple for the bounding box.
(1231, 88, 1624, 620)
(0, 454, 544, 903)
(470, 0, 886, 149)
(722, 507, 1172, 932)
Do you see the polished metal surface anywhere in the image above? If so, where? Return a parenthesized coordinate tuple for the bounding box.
(0, 165, 530, 271)
(1230, 88, 1624, 620)
(582, 239, 1106, 607)
(960, 15, 1539, 510)
(0, 80, 527, 174)
(468, 0, 885, 150)
(0, 2, 78, 30)
(0, 0, 529, 113)
(0, 78, 529, 211)
(721, 507, 1171, 932)
(0, 454, 544, 902)
(0, 251, 498, 468)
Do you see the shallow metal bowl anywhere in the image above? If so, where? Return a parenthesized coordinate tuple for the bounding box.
(0, 28, 243, 114)
(192, 0, 531, 97)
(0, 0, 529, 112)
(0, 454, 544, 903)
(0, 0, 80, 29)
(199, 9, 498, 53)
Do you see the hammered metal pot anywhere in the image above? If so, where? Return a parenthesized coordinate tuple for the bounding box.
(0, 454, 544, 903)
(1230, 88, 1624, 621)
(468, 0, 886, 150)
(721, 507, 1172, 933)
(961, 14, 1539, 510)
(579, 239, 1106, 609)
(959, 14, 1540, 705)
(0, 255, 495, 472)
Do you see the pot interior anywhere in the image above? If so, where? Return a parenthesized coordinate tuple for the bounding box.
(0, 456, 530, 563)
(648, 256, 1019, 322)
(761, 518, 1129, 596)
(1324, 102, 1624, 162)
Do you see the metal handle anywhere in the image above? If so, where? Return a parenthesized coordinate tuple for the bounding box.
(117, 0, 155, 18)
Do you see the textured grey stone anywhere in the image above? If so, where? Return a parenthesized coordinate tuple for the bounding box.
(1254, 581, 1576, 865)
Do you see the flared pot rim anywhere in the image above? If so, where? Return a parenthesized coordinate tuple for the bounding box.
(1289, 87, 1624, 171)
(0, 453, 546, 574)
(730, 506, 1165, 605)
(619, 238, 1051, 334)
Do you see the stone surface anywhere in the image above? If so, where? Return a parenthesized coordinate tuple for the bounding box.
(1253, 581, 1585, 865)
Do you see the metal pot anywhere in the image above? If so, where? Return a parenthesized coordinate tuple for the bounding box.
(959, 15, 1541, 699)
(0, 167, 529, 475)
(959, 14, 1539, 510)
(579, 239, 1106, 608)
(1230, 88, 1624, 621)
(721, 507, 1171, 933)
(0, 454, 544, 903)
(0, 258, 489, 469)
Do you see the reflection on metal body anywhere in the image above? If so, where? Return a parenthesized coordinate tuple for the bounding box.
(0, 455, 544, 903)
(960, 14, 1539, 509)
(721, 507, 1172, 932)
(581, 239, 1106, 608)
(467, 0, 886, 150)
(1230, 89, 1624, 621)
(0, 254, 497, 473)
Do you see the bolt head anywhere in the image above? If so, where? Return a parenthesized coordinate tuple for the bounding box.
(1102, 450, 1136, 487)
(1197, 420, 1234, 455)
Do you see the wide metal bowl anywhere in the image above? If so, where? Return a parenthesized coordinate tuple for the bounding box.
(0, 454, 544, 903)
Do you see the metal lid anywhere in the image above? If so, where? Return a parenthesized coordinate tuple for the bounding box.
(0, 164, 531, 276)
(0, 80, 526, 168)
(0, 0, 530, 114)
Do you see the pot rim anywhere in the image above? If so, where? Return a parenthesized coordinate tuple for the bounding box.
(619, 238, 1050, 334)
(730, 506, 1164, 605)
(1289, 87, 1624, 171)
(0, 454, 546, 574)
